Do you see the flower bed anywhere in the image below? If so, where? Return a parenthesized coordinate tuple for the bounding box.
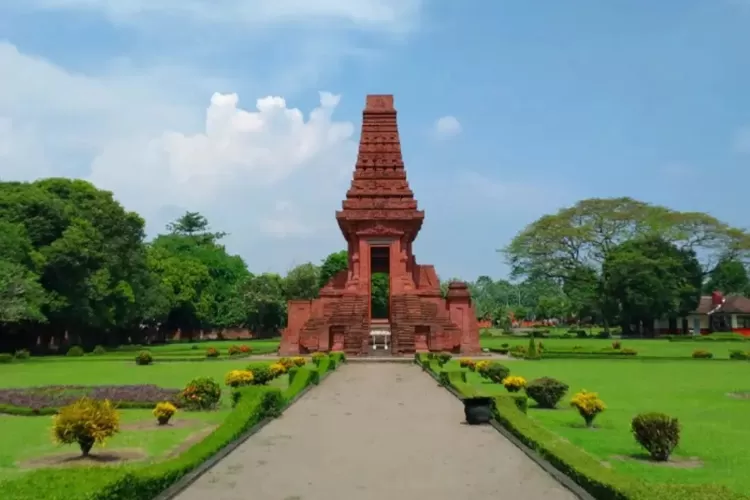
(0, 353, 344, 500)
(0, 385, 180, 414)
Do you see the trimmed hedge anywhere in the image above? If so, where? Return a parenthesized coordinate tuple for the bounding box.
(0, 353, 342, 500)
(421, 355, 750, 500)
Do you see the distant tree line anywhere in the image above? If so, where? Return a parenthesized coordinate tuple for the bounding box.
(500, 197, 750, 336)
(0, 179, 361, 353)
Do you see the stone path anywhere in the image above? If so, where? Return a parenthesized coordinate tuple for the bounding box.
(173, 364, 579, 500)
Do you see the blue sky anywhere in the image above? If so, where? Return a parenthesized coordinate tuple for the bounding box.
(1, 1, 749, 280)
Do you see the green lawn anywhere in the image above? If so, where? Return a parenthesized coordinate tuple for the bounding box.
(0, 357, 293, 480)
(480, 336, 750, 359)
(447, 358, 750, 494)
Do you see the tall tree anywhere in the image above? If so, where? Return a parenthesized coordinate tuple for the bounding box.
(602, 236, 702, 336)
(703, 258, 750, 295)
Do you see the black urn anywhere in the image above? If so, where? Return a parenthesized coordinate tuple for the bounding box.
(463, 396, 494, 425)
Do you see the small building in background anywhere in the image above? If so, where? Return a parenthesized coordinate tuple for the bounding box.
(654, 291, 750, 336)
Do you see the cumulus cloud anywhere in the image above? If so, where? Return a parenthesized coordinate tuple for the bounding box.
(433, 115, 462, 139)
(0, 42, 361, 271)
(88, 90, 356, 233)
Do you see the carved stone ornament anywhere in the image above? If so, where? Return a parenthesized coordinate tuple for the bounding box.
(357, 224, 403, 236)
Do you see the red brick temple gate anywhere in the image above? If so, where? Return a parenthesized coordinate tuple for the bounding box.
(279, 95, 481, 356)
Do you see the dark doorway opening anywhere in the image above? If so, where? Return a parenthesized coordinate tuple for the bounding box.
(370, 247, 390, 319)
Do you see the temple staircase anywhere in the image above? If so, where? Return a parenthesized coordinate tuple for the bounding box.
(390, 294, 463, 353)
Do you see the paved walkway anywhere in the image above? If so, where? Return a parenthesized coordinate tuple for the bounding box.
(174, 364, 579, 500)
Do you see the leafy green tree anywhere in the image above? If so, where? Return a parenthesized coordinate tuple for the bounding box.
(284, 263, 320, 300)
(704, 258, 749, 295)
(319, 250, 348, 288)
(602, 236, 702, 336)
(371, 272, 389, 318)
(241, 273, 286, 335)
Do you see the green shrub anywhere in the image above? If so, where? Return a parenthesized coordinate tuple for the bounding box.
(14, 348, 30, 359)
(436, 352, 452, 366)
(330, 351, 346, 364)
(227, 345, 242, 356)
(67, 345, 85, 357)
(205, 347, 220, 358)
(485, 362, 511, 383)
(525, 338, 540, 360)
(311, 352, 326, 365)
(631, 412, 680, 461)
(729, 350, 749, 360)
(612, 341, 621, 350)
(595, 331, 611, 339)
(501, 343, 509, 348)
(0, 353, 13, 364)
(692, 349, 713, 359)
(525, 377, 569, 409)
(135, 350, 153, 365)
(509, 345, 527, 358)
(178, 377, 221, 410)
(426, 352, 435, 360)
(191, 344, 199, 350)
(438, 371, 450, 386)
(92, 345, 106, 355)
(247, 364, 274, 385)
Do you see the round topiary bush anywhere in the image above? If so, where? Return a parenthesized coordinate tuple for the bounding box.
(227, 345, 242, 356)
(178, 377, 221, 410)
(525, 377, 569, 409)
(692, 349, 713, 359)
(53, 398, 120, 456)
(224, 369, 254, 387)
(0, 353, 13, 364)
(484, 362, 511, 383)
(67, 345, 85, 357)
(92, 345, 106, 355)
(311, 352, 326, 366)
(206, 347, 220, 358)
(631, 412, 680, 461)
(248, 365, 274, 385)
(135, 350, 153, 365)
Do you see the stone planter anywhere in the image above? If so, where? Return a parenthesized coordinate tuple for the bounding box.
(463, 397, 494, 425)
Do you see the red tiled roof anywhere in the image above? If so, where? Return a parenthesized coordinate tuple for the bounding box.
(692, 295, 750, 315)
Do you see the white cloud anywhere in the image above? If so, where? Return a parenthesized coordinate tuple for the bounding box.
(734, 127, 750, 154)
(14, 0, 422, 32)
(0, 41, 360, 271)
(88, 90, 356, 235)
(433, 115, 462, 139)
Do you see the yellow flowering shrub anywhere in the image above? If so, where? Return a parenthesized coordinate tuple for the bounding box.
(502, 375, 527, 393)
(570, 390, 606, 427)
(292, 356, 306, 367)
(153, 401, 177, 425)
(475, 360, 491, 377)
(458, 358, 476, 370)
(278, 357, 295, 369)
(224, 369, 254, 388)
(269, 362, 287, 378)
(52, 398, 120, 456)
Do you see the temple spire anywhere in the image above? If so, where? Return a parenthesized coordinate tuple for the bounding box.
(335, 94, 424, 240)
